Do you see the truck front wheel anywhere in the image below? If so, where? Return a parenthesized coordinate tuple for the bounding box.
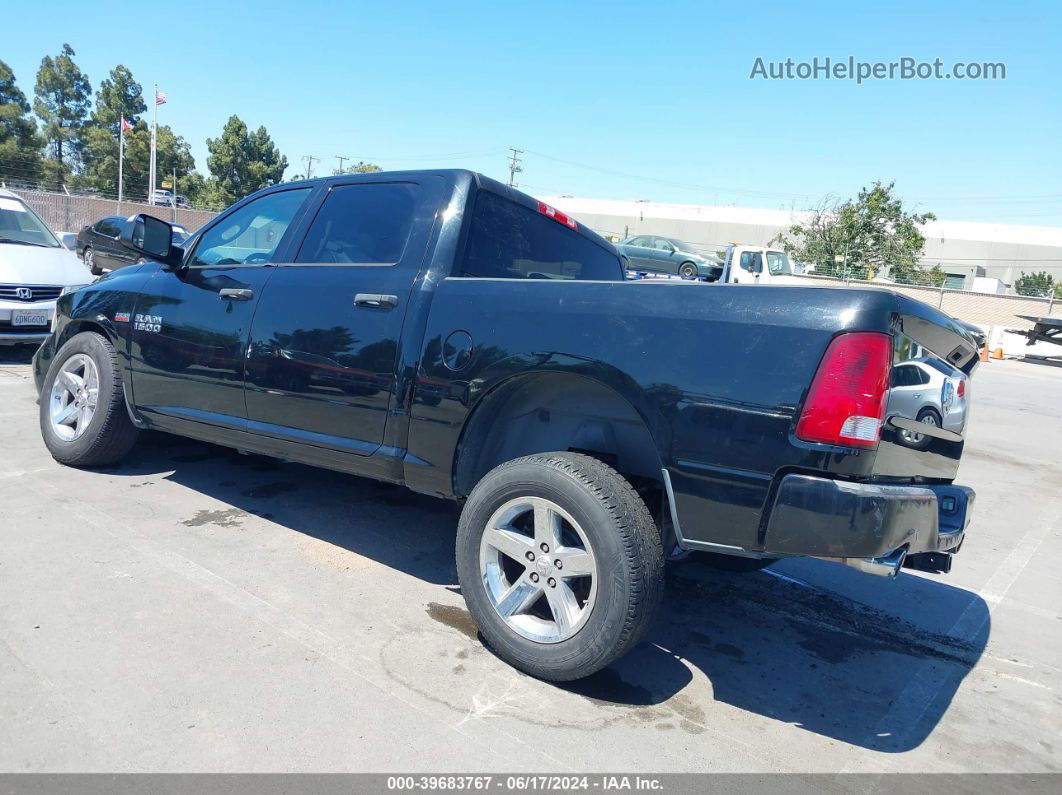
(456, 452, 664, 681)
(39, 331, 139, 467)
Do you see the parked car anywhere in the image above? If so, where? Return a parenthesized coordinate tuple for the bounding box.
(0, 189, 92, 346)
(887, 357, 969, 449)
(616, 235, 723, 280)
(33, 170, 979, 681)
(76, 216, 149, 275)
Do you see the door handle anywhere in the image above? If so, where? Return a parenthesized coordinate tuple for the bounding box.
(355, 293, 398, 309)
(219, 288, 254, 301)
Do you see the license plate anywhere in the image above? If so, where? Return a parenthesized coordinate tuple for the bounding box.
(11, 309, 50, 327)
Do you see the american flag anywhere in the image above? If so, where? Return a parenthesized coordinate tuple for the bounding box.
(120, 115, 132, 132)
(155, 89, 167, 106)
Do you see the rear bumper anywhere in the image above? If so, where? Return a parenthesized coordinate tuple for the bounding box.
(763, 473, 973, 561)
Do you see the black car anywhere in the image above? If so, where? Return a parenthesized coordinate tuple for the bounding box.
(76, 216, 142, 275)
(77, 216, 190, 275)
(35, 170, 979, 682)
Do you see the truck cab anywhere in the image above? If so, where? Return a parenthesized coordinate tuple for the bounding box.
(724, 244, 805, 285)
(33, 170, 979, 683)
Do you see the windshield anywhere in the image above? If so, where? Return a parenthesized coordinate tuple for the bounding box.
(0, 196, 61, 248)
(766, 250, 793, 275)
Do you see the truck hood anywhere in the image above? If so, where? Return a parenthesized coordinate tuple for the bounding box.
(0, 244, 92, 286)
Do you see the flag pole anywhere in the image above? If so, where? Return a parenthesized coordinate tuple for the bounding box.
(149, 83, 158, 205)
(117, 117, 125, 214)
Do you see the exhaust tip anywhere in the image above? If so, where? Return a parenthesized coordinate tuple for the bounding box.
(822, 548, 907, 578)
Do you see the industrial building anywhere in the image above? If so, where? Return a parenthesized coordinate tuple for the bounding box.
(539, 195, 1062, 293)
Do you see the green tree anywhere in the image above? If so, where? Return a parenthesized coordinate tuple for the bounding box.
(33, 44, 92, 189)
(290, 161, 382, 181)
(1014, 271, 1056, 298)
(92, 65, 146, 130)
(0, 59, 44, 184)
(80, 65, 144, 198)
(155, 125, 195, 188)
(773, 181, 936, 283)
(206, 115, 287, 206)
(334, 161, 382, 175)
(174, 170, 225, 210)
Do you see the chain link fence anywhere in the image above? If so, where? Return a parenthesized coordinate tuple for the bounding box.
(8, 188, 218, 235)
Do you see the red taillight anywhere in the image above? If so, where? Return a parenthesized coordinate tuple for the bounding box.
(538, 201, 578, 231)
(957, 379, 965, 398)
(796, 332, 892, 449)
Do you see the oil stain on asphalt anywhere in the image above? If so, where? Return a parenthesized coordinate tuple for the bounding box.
(426, 602, 480, 641)
(181, 508, 247, 528)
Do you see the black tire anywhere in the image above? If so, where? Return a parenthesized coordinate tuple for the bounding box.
(689, 551, 776, 572)
(84, 246, 102, 276)
(679, 262, 698, 280)
(456, 452, 664, 681)
(39, 331, 139, 467)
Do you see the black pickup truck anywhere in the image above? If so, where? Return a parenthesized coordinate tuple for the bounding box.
(33, 170, 978, 681)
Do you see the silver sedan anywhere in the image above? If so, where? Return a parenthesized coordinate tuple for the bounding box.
(887, 357, 969, 447)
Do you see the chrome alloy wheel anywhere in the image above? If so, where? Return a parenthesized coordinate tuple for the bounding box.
(479, 496, 598, 644)
(48, 353, 100, 441)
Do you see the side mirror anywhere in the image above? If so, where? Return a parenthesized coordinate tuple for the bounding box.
(120, 214, 183, 268)
(751, 257, 763, 274)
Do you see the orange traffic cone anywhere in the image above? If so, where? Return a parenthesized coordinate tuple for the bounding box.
(979, 345, 989, 362)
(991, 347, 1004, 360)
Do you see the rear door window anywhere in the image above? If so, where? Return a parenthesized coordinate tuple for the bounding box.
(460, 191, 622, 280)
(295, 183, 419, 264)
(96, 218, 121, 237)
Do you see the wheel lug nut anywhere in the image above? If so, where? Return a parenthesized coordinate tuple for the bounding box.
(529, 572, 539, 583)
(554, 559, 562, 569)
(525, 551, 535, 561)
(547, 577, 556, 588)
(540, 543, 549, 552)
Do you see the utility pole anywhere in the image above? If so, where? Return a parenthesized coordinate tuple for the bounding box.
(335, 155, 349, 175)
(302, 154, 320, 180)
(507, 148, 523, 187)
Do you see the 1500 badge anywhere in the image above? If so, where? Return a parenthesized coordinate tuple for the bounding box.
(133, 313, 162, 333)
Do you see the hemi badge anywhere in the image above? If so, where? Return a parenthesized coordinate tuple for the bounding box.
(114, 312, 131, 323)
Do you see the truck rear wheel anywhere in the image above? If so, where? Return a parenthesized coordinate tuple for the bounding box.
(39, 331, 139, 467)
(456, 452, 664, 681)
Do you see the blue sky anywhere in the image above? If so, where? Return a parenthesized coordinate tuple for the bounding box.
(4, 0, 1060, 225)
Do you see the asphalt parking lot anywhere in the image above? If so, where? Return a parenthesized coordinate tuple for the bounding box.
(1, 346, 1060, 773)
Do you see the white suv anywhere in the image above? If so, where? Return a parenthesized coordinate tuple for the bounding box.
(0, 189, 93, 346)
